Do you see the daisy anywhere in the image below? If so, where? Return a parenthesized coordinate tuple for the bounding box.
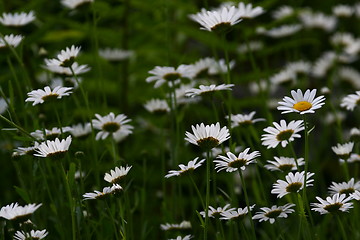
(69, 123, 92, 139)
(286, 60, 312, 76)
(350, 190, 360, 201)
(99, 48, 134, 61)
(209, 146, 243, 159)
(214, 148, 260, 172)
(199, 204, 235, 218)
(92, 112, 133, 141)
(237, 41, 263, 54)
(61, 0, 93, 9)
(208, 59, 235, 75)
(329, 178, 360, 196)
(271, 171, 315, 198)
(237, 2, 264, 19)
(277, 89, 326, 114)
(0, 34, 23, 49)
(46, 45, 81, 67)
(189, 6, 243, 33)
(311, 193, 353, 214)
(34, 136, 72, 160)
(25, 86, 73, 106)
(261, 119, 304, 149)
(333, 4, 354, 17)
(30, 127, 73, 140)
(184, 122, 230, 150)
(160, 220, 191, 231)
(104, 165, 132, 183)
(185, 84, 234, 98)
(338, 67, 360, 89)
(262, 24, 302, 38)
(44, 62, 90, 76)
(0, 11, 35, 27)
(168, 235, 193, 240)
(83, 184, 122, 200)
(264, 156, 305, 172)
(0, 98, 8, 114)
(347, 153, 360, 163)
(0, 202, 42, 222)
(298, 11, 337, 32)
(312, 51, 337, 78)
(252, 203, 295, 224)
(272, 5, 294, 20)
(12, 142, 40, 158)
(144, 99, 170, 114)
(332, 142, 354, 160)
(186, 58, 216, 79)
(14, 229, 48, 240)
(340, 91, 360, 111)
(146, 65, 192, 88)
(270, 69, 296, 86)
(165, 157, 205, 178)
(350, 128, 360, 142)
(219, 205, 255, 221)
(227, 111, 265, 128)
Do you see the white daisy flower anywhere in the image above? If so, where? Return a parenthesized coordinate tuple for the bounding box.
(272, 5, 294, 20)
(227, 111, 265, 128)
(146, 65, 192, 88)
(346, 153, 360, 163)
(83, 184, 122, 200)
(264, 156, 305, 172)
(184, 122, 230, 150)
(271, 171, 315, 198)
(350, 190, 360, 201)
(208, 145, 243, 158)
(199, 204, 235, 218)
(44, 62, 90, 76)
(333, 4, 354, 17)
(12, 142, 40, 158)
(338, 67, 360, 89)
(277, 89, 326, 114)
(185, 58, 215, 79)
(330, 32, 355, 48)
(270, 69, 296, 86)
(332, 142, 354, 160)
(61, 0, 93, 9)
(261, 24, 302, 38)
(237, 41, 263, 54)
(237, 2, 264, 19)
(261, 119, 304, 149)
(144, 99, 170, 114)
(0, 11, 35, 27)
(160, 220, 191, 231)
(69, 123, 92, 139)
(208, 58, 235, 75)
(312, 51, 337, 78)
(185, 84, 234, 98)
(92, 112, 133, 141)
(165, 157, 205, 178)
(252, 203, 295, 224)
(30, 127, 73, 140)
(104, 165, 132, 183)
(219, 205, 255, 221)
(46, 45, 81, 67)
(25, 86, 73, 106)
(189, 6, 243, 32)
(14, 229, 48, 240)
(34, 136, 72, 159)
(0, 98, 8, 114)
(340, 91, 360, 111)
(298, 10, 337, 32)
(0, 34, 23, 49)
(286, 60, 312, 76)
(311, 193, 353, 214)
(329, 178, 360, 196)
(0, 202, 42, 221)
(113, 128, 133, 143)
(350, 128, 360, 142)
(99, 48, 134, 61)
(214, 148, 260, 172)
(168, 235, 193, 240)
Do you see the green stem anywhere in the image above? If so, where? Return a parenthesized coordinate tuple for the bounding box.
(0, 114, 37, 141)
(204, 150, 211, 240)
(288, 141, 300, 171)
(188, 175, 205, 209)
(336, 215, 348, 240)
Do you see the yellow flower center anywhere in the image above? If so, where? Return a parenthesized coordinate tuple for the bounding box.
(42, 93, 59, 102)
(293, 101, 312, 112)
(264, 209, 282, 218)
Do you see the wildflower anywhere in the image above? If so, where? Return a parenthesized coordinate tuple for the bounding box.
(332, 142, 354, 160)
(332, 4, 354, 17)
(208, 59, 235, 75)
(99, 48, 134, 61)
(270, 69, 296, 86)
(220, 205, 255, 221)
(286, 60, 312, 76)
(227, 111, 265, 128)
(271, 171, 315, 198)
(210, 146, 243, 158)
(185, 84, 234, 98)
(34, 136, 72, 160)
(61, 0, 93, 9)
(0, 11, 35, 27)
(261, 24, 302, 38)
(189, 6, 243, 33)
(30, 127, 73, 140)
(264, 156, 305, 172)
(104, 165, 132, 183)
(214, 148, 260, 172)
(0, 34, 23, 49)
(160, 220, 191, 231)
(144, 99, 170, 114)
(261, 119, 304, 148)
(311, 193, 353, 214)
(46, 45, 81, 68)
(83, 184, 122, 200)
(12, 142, 40, 158)
(350, 128, 360, 142)
(272, 5, 294, 20)
(338, 67, 360, 89)
(44, 62, 90, 76)
(184, 122, 230, 150)
(14, 229, 48, 240)
(25, 86, 73, 106)
(252, 203, 295, 224)
(350, 190, 360, 201)
(329, 178, 360, 196)
(92, 112, 133, 141)
(312, 51, 337, 78)
(237, 41, 263, 54)
(347, 154, 360, 163)
(165, 157, 205, 178)
(298, 10, 337, 32)
(277, 89, 325, 114)
(340, 91, 360, 111)
(237, 2, 264, 19)
(199, 204, 235, 218)
(69, 123, 92, 138)
(0, 202, 42, 222)
(168, 235, 193, 240)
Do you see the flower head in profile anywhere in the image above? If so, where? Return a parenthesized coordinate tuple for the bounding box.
(252, 203, 295, 224)
(168, 235, 193, 240)
(99, 48, 134, 61)
(311, 193, 353, 214)
(328, 178, 360, 196)
(25, 86, 72, 106)
(30, 127, 73, 140)
(0, 202, 42, 222)
(92, 112, 133, 141)
(160, 220, 191, 231)
(144, 99, 170, 114)
(332, 142, 354, 160)
(0, 34, 23, 49)
(165, 157, 205, 178)
(61, 0, 93, 9)
(46, 45, 81, 68)
(69, 123, 92, 139)
(0, 11, 35, 27)
(189, 6, 243, 33)
(264, 156, 305, 172)
(350, 128, 360, 142)
(44, 62, 90, 76)
(261, 120, 304, 148)
(199, 204, 235, 218)
(12, 142, 40, 158)
(83, 184, 122, 200)
(340, 91, 360, 111)
(227, 111, 265, 128)
(34, 136, 72, 160)
(185, 122, 230, 150)
(237, 2, 264, 19)
(14, 229, 48, 240)
(146, 65, 192, 88)
(278, 89, 325, 114)
(271, 171, 315, 198)
(185, 84, 234, 98)
(214, 148, 260, 172)
(104, 165, 132, 183)
(350, 190, 360, 201)
(220, 205, 255, 221)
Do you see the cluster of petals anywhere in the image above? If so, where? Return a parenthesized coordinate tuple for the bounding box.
(0, 11, 35, 26)
(311, 193, 353, 214)
(165, 157, 205, 178)
(25, 86, 73, 106)
(0, 202, 42, 221)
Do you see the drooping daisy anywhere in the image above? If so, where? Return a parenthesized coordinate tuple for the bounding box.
(92, 112, 133, 141)
(0, 202, 42, 222)
(160, 220, 191, 231)
(328, 178, 360, 196)
(340, 91, 360, 111)
(146, 65, 192, 88)
(311, 193, 353, 214)
(83, 184, 122, 200)
(25, 86, 73, 106)
(350, 190, 360, 201)
(14, 229, 48, 240)
(332, 142, 354, 160)
(264, 156, 305, 172)
(261, 119, 304, 149)
(252, 203, 295, 224)
(199, 204, 235, 218)
(44, 62, 90, 76)
(12, 142, 40, 158)
(69, 123, 92, 139)
(185, 122, 230, 150)
(237, 2, 264, 19)
(168, 235, 193, 240)
(185, 84, 234, 98)
(34, 136, 72, 160)
(219, 205, 255, 221)
(99, 48, 134, 61)
(227, 111, 265, 128)
(61, 0, 93, 9)
(0, 11, 35, 27)
(104, 165, 132, 183)
(271, 171, 315, 198)
(144, 99, 170, 114)
(277, 89, 326, 114)
(189, 6, 243, 33)
(0, 34, 23, 49)
(30, 127, 73, 140)
(46, 45, 81, 67)
(165, 157, 205, 178)
(214, 148, 260, 172)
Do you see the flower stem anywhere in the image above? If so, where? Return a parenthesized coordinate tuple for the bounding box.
(188, 175, 205, 209)
(204, 150, 211, 240)
(336, 214, 348, 240)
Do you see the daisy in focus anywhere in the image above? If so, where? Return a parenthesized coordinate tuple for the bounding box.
(264, 156, 305, 172)
(271, 171, 315, 198)
(252, 203, 295, 224)
(328, 178, 360, 196)
(214, 148, 260, 172)
(0, 11, 35, 27)
(83, 184, 122, 200)
(92, 112, 133, 141)
(185, 84, 234, 98)
(199, 204, 235, 218)
(261, 119, 304, 148)
(277, 89, 326, 114)
(34, 136, 72, 160)
(13, 229, 48, 240)
(104, 165, 132, 183)
(0, 202, 42, 222)
(311, 193, 353, 214)
(46, 45, 81, 68)
(340, 91, 360, 111)
(227, 111, 265, 128)
(165, 157, 205, 178)
(219, 205, 255, 221)
(25, 86, 73, 106)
